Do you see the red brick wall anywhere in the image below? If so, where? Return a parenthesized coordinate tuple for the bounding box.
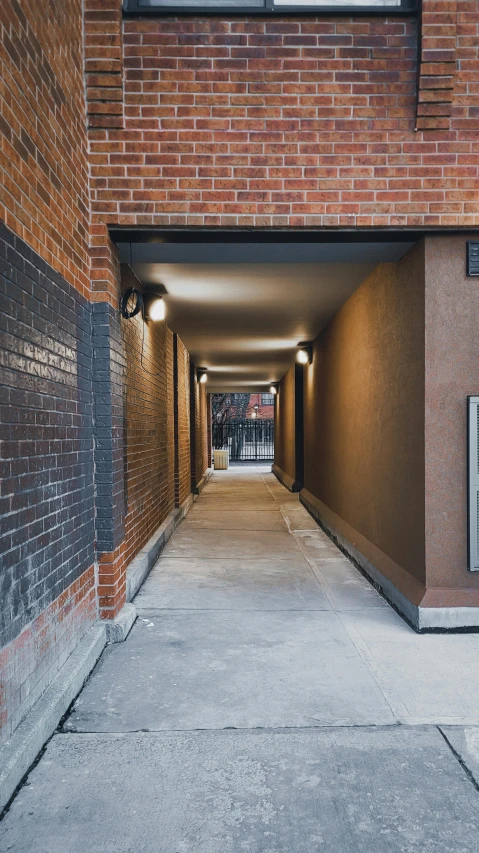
(85, 5, 479, 230)
(121, 298, 176, 568)
(0, 0, 90, 297)
(0, 566, 96, 746)
(174, 335, 192, 508)
(247, 393, 275, 419)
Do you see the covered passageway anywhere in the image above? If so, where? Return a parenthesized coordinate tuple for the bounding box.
(111, 227, 479, 629)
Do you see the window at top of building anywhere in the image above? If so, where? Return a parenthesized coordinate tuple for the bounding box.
(124, 0, 416, 14)
(261, 394, 275, 406)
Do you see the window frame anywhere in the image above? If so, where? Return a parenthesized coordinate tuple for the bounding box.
(261, 393, 275, 406)
(123, 0, 418, 17)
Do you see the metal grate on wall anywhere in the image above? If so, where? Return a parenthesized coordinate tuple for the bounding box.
(468, 397, 479, 571)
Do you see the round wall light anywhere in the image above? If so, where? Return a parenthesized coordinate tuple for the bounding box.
(296, 343, 312, 365)
(144, 295, 166, 322)
(269, 384, 278, 395)
(197, 368, 208, 384)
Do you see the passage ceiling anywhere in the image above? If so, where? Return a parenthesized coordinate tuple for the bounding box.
(117, 238, 415, 392)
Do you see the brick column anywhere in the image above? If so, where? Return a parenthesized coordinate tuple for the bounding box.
(173, 335, 192, 508)
(92, 301, 127, 621)
(207, 394, 212, 470)
(189, 364, 209, 492)
(190, 363, 199, 493)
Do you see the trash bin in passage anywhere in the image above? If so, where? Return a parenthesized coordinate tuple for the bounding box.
(213, 449, 229, 470)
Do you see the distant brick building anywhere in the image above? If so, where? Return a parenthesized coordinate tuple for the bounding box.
(212, 393, 274, 421)
(247, 393, 275, 420)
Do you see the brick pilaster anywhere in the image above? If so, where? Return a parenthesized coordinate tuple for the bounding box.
(97, 544, 127, 619)
(190, 363, 199, 494)
(92, 301, 126, 618)
(174, 335, 191, 507)
(84, 0, 124, 130)
(207, 394, 212, 470)
(416, 0, 457, 130)
(91, 225, 121, 306)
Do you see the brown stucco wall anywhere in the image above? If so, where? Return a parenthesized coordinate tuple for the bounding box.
(423, 235, 479, 606)
(303, 243, 426, 593)
(274, 366, 296, 484)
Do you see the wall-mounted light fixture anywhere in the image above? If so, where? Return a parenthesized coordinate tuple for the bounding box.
(120, 289, 167, 322)
(269, 384, 278, 395)
(197, 368, 208, 384)
(143, 294, 166, 322)
(147, 296, 166, 322)
(296, 343, 312, 365)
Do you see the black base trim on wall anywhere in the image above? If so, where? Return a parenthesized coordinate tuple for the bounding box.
(272, 463, 302, 493)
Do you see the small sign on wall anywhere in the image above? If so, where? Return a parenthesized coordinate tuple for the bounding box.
(467, 242, 479, 276)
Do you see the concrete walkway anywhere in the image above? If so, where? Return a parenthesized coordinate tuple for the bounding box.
(2, 466, 479, 851)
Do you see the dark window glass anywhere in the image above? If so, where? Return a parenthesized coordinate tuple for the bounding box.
(126, 0, 414, 13)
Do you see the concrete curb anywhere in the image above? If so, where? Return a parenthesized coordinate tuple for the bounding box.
(194, 466, 213, 496)
(126, 497, 193, 603)
(272, 463, 302, 493)
(417, 605, 479, 631)
(0, 623, 106, 813)
(104, 602, 137, 643)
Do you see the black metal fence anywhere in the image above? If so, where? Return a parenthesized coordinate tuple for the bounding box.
(212, 418, 274, 461)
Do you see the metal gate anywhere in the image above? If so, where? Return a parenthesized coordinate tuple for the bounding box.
(212, 418, 274, 461)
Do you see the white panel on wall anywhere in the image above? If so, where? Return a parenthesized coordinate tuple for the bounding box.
(468, 397, 479, 571)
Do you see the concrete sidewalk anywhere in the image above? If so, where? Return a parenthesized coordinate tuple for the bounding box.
(2, 466, 479, 851)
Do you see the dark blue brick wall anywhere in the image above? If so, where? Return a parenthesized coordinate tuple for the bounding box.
(0, 223, 95, 648)
(92, 302, 125, 553)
